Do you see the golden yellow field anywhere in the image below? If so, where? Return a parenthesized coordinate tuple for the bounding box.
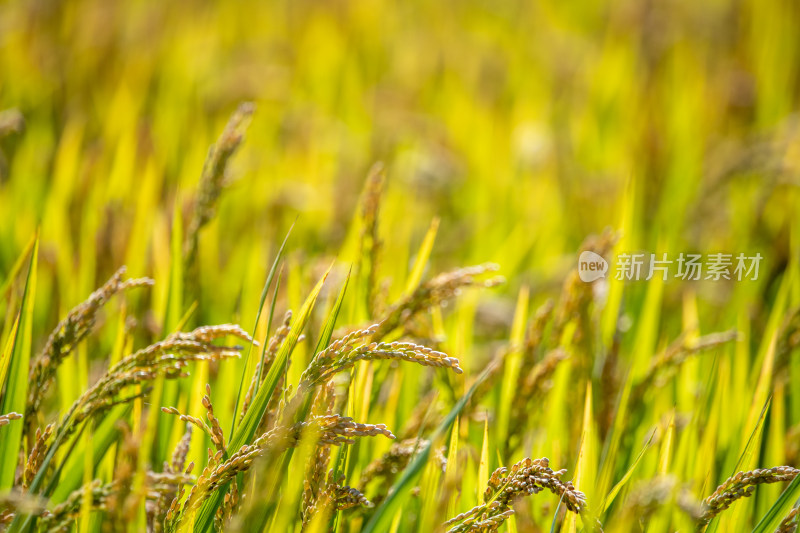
(1, 0, 800, 531)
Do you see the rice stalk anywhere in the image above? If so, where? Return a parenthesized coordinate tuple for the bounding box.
(172, 412, 394, 523)
(21, 424, 53, 490)
(371, 264, 504, 341)
(184, 101, 255, 294)
(26, 324, 254, 497)
(238, 310, 293, 424)
(444, 457, 600, 532)
(2, 467, 194, 532)
(301, 443, 332, 528)
(359, 162, 386, 319)
(551, 230, 617, 350)
(359, 438, 447, 505)
(506, 348, 569, 448)
(299, 323, 462, 393)
(24, 267, 153, 441)
(697, 466, 800, 530)
(631, 329, 739, 404)
(151, 424, 194, 533)
(777, 507, 800, 533)
(213, 478, 239, 532)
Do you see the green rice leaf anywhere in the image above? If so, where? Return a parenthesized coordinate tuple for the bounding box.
(362, 362, 494, 533)
(0, 235, 38, 490)
(230, 223, 293, 439)
(191, 264, 331, 532)
(404, 217, 439, 295)
(601, 429, 655, 512)
(751, 475, 800, 533)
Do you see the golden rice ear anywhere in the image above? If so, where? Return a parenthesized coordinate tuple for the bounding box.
(776, 506, 800, 533)
(0, 412, 22, 427)
(25, 267, 153, 440)
(698, 467, 800, 528)
(299, 327, 463, 392)
(371, 263, 503, 341)
(358, 437, 446, 505)
(444, 457, 597, 533)
(25, 322, 255, 501)
(21, 423, 53, 490)
(175, 413, 397, 522)
(630, 329, 738, 405)
(301, 443, 332, 527)
(239, 310, 294, 425)
(359, 162, 387, 320)
(184, 102, 256, 292)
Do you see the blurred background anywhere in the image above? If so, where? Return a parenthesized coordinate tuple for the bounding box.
(2, 0, 799, 305)
(2, 0, 800, 311)
(3, 0, 800, 405)
(1, 0, 800, 402)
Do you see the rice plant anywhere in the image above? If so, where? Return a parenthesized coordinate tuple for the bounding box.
(2, 0, 800, 531)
